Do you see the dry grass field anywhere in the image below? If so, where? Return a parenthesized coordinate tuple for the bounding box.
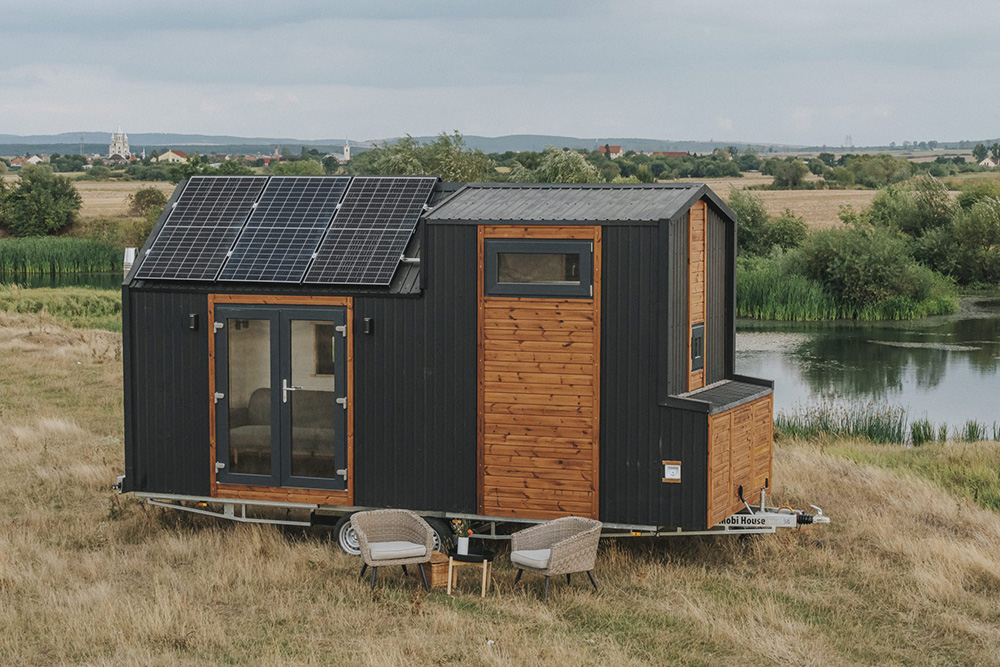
(0, 310, 998, 664)
(672, 175, 878, 229)
(73, 180, 175, 219)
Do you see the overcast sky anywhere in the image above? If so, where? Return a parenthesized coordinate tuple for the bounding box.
(1, 1, 997, 145)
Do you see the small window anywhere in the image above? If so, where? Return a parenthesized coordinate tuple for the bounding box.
(485, 239, 593, 297)
(691, 323, 705, 372)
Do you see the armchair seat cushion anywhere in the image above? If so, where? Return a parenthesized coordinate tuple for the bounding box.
(368, 541, 428, 561)
(511, 548, 551, 570)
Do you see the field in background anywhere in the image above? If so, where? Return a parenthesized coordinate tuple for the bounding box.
(0, 311, 998, 664)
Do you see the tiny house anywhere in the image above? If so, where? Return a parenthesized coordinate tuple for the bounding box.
(120, 175, 785, 548)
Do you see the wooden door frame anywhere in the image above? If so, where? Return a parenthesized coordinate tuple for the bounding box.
(477, 225, 601, 520)
(208, 294, 354, 506)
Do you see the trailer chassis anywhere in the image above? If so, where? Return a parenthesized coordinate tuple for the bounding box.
(127, 484, 828, 552)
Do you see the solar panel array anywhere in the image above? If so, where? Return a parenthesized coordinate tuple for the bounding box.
(217, 176, 350, 283)
(304, 176, 436, 285)
(133, 175, 436, 285)
(135, 176, 268, 281)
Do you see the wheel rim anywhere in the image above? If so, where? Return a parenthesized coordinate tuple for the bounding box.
(338, 521, 361, 555)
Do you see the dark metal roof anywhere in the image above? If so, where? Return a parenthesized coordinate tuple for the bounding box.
(673, 379, 773, 415)
(425, 183, 736, 225)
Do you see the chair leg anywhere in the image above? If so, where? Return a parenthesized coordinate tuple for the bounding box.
(359, 563, 368, 580)
(587, 570, 598, 593)
(566, 573, 571, 585)
(369, 566, 378, 591)
(418, 563, 429, 590)
(543, 576, 550, 602)
(402, 564, 408, 576)
(513, 569, 523, 585)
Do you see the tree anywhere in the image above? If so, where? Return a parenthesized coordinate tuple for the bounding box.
(807, 158, 826, 175)
(270, 159, 325, 175)
(817, 152, 836, 167)
(771, 158, 809, 188)
(512, 147, 600, 183)
(991, 143, 1000, 163)
(352, 132, 495, 181)
(0, 165, 82, 236)
(127, 187, 168, 217)
(322, 156, 341, 175)
(973, 143, 988, 162)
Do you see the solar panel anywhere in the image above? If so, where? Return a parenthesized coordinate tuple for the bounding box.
(217, 176, 350, 283)
(135, 176, 267, 281)
(304, 176, 436, 285)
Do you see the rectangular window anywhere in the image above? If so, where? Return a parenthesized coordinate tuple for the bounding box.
(691, 323, 705, 372)
(485, 239, 593, 297)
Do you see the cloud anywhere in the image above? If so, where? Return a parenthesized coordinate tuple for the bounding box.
(2, 1, 1000, 144)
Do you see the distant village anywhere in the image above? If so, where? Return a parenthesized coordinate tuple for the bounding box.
(2, 128, 353, 171)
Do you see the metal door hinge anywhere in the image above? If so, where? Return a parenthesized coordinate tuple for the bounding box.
(336, 397, 348, 409)
(335, 324, 347, 338)
(215, 461, 226, 472)
(336, 468, 348, 480)
(214, 392, 225, 403)
(214, 321, 225, 333)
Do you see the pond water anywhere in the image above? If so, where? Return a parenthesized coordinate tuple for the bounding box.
(736, 298, 1000, 427)
(0, 273, 122, 289)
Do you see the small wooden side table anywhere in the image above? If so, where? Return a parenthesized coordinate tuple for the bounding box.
(446, 550, 495, 597)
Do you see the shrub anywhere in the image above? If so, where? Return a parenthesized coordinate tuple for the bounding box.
(956, 180, 1000, 210)
(768, 209, 808, 250)
(798, 225, 956, 317)
(0, 165, 83, 236)
(868, 175, 955, 237)
(126, 187, 168, 217)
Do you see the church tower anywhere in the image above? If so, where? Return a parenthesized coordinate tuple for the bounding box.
(109, 127, 131, 159)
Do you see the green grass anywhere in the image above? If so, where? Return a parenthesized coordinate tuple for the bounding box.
(0, 286, 121, 331)
(821, 439, 1000, 512)
(0, 237, 120, 274)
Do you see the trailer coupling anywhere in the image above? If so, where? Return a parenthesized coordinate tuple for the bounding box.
(717, 497, 830, 530)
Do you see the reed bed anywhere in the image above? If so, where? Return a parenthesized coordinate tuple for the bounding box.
(779, 402, 999, 446)
(0, 237, 120, 275)
(737, 258, 957, 321)
(776, 402, 908, 443)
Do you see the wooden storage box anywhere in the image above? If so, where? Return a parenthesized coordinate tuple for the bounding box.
(428, 551, 450, 589)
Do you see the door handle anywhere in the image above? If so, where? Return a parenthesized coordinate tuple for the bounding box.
(282, 378, 302, 403)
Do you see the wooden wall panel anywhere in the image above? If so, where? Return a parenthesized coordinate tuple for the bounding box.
(479, 225, 600, 520)
(687, 201, 707, 392)
(705, 394, 773, 526)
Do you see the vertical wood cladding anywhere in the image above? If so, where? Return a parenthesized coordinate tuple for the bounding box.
(706, 394, 773, 526)
(687, 201, 707, 391)
(479, 225, 600, 520)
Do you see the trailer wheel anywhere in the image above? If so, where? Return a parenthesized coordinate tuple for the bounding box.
(424, 517, 454, 554)
(333, 514, 361, 556)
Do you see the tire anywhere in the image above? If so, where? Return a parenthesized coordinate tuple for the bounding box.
(333, 513, 360, 555)
(424, 517, 454, 554)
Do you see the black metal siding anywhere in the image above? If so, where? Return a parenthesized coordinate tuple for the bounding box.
(601, 226, 660, 525)
(665, 212, 689, 396)
(353, 224, 478, 512)
(125, 290, 211, 495)
(658, 406, 709, 529)
(706, 205, 730, 383)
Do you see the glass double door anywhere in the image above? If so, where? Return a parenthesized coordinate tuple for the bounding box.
(215, 305, 348, 490)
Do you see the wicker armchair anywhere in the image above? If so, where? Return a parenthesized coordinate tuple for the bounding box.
(510, 516, 602, 601)
(350, 509, 435, 591)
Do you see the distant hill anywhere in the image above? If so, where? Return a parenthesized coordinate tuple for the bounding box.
(0, 132, 801, 157)
(1, 132, 995, 158)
